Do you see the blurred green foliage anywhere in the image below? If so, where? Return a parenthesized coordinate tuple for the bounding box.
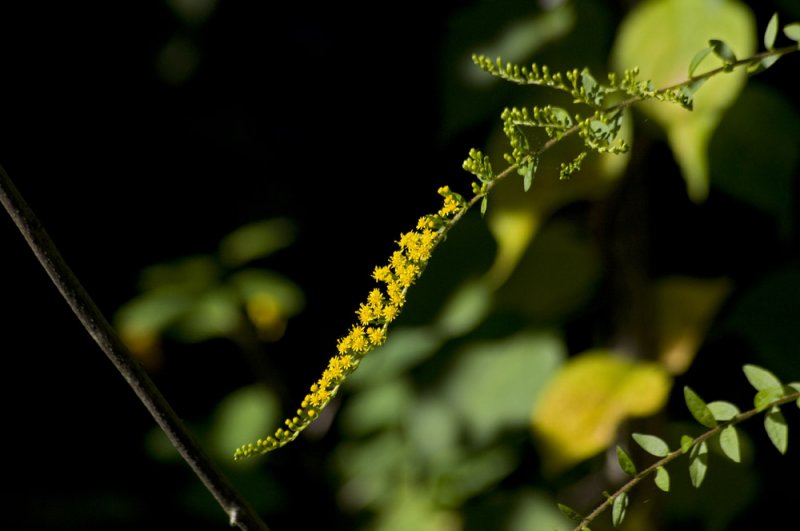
(104, 0, 800, 529)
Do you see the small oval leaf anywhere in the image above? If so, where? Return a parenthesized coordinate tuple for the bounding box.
(784, 23, 800, 42)
(684, 386, 717, 428)
(688, 46, 713, 77)
(764, 406, 788, 454)
(743, 364, 782, 390)
(616, 446, 637, 476)
(612, 492, 629, 528)
(480, 196, 488, 216)
(754, 386, 785, 412)
(689, 440, 709, 488)
(632, 433, 670, 457)
(680, 435, 694, 454)
(707, 400, 740, 422)
(709, 39, 737, 65)
(765, 13, 779, 49)
(654, 466, 670, 492)
(719, 425, 741, 463)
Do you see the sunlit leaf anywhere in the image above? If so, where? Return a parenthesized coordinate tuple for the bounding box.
(218, 218, 295, 267)
(764, 13, 779, 49)
(339, 380, 415, 437)
(655, 276, 731, 374)
(347, 327, 442, 389)
(532, 351, 671, 474)
(172, 287, 242, 342)
(790, 383, 800, 409)
(707, 400, 740, 422)
(632, 432, 670, 457)
(681, 434, 694, 454)
(435, 446, 518, 506)
(684, 386, 717, 428)
(743, 364, 782, 390)
(754, 387, 784, 412)
(689, 440, 709, 488)
(719, 425, 741, 463)
(617, 446, 637, 476)
(689, 46, 713, 77)
(209, 385, 279, 461)
(764, 406, 788, 454)
(435, 279, 491, 337)
(655, 466, 670, 492)
(612, 0, 756, 201)
(612, 492, 628, 527)
(784, 23, 800, 42)
(481, 196, 488, 216)
(445, 331, 564, 442)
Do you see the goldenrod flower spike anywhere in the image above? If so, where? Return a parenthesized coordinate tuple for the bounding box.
(234, 187, 466, 459)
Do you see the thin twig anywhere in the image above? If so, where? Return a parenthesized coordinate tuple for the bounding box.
(0, 165, 270, 531)
(573, 391, 800, 531)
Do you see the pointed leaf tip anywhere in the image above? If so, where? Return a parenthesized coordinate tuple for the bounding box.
(743, 364, 782, 390)
(764, 406, 788, 454)
(654, 466, 670, 492)
(612, 492, 628, 527)
(684, 386, 717, 428)
(616, 446, 637, 476)
(765, 14, 779, 50)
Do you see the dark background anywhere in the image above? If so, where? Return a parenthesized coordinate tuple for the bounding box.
(2, 1, 798, 529)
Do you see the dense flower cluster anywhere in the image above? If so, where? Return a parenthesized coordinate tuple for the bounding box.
(234, 186, 465, 458)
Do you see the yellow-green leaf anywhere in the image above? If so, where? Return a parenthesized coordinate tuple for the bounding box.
(612, 0, 756, 202)
(655, 466, 671, 492)
(531, 351, 671, 474)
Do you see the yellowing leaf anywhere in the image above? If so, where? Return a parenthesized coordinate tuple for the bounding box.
(655, 276, 732, 374)
(612, 0, 756, 201)
(531, 351, 671, 474)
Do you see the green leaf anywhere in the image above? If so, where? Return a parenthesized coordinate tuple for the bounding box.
(632, 433, 670, 457)
(784, 23, 800, 42)
(581, 68, 603, 106)
(444, 331, 564, 443)
(754, 387, 785, 412)
(611, 0, 755, 202)
(612, 492, 628, 527)
(707, 400, 740, 422)
(746, 54, 781, 75)
(743, 364, 782, 390)
(764, 13, 779, 49)
(719, 425, 741, 463)
(480, 196, 488, 216)
(616, 446, 637, 476)
(557, 503, 583, 523)
(218, 218, 295, 267)
(684, 386, 717, 428)
(681, 434, 694, 454)
(789, 383, 800, 409)
(531, 352, 670, 475)
(654, 466, 670, 492)
(549, 107, 572, 128)
(689, 46, 713, 77)
(709, 39, 738, 66)
(764, 406, 788, 454)
(519, 158, 538, 192)
(688, 440, 709, 488)
(677, 78, 706, 110)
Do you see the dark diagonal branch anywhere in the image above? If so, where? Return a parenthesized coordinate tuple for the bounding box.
(0, 165, 269, 531)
